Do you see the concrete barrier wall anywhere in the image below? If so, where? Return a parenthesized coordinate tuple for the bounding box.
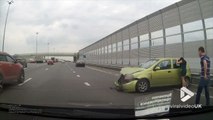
(79, 0, 213, 74)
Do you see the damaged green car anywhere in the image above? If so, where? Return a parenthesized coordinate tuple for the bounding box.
(114, 58, 191, 93)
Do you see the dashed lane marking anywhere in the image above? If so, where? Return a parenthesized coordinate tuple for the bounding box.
(18, 78, 32, 86)
(84, 82, 91, 87)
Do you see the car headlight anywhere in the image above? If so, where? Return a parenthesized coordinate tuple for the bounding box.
(124, 74, 134, 81)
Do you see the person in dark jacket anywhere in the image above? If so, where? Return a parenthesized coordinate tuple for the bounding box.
(176, 57, 187, 87)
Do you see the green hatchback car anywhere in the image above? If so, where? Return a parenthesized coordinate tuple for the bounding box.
(114, 58, 191, 93)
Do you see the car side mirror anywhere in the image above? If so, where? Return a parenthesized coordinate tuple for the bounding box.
(154, 66, 160, 71)
(14, 59, 18, 63)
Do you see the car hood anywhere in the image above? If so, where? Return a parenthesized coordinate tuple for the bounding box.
(120, 67, 145, 75)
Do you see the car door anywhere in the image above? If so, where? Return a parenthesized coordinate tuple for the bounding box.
(170, 59, 181, 85)
(6, 55, 19, 79)
(151, 59, 173, 86)
(0, 54, 12, 80)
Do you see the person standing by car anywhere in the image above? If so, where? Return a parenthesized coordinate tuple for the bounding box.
(196, 46, 211, 106)
(176, 57, 187, 87)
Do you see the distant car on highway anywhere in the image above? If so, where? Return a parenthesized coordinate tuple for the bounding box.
(35, 56, 44, 63)
(75, 60, 85, 67)
(47, 60, 54, 65)
(0, 52, 25, 92)
(114, 58, 191, 93)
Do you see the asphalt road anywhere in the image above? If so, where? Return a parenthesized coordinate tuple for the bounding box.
(0, 62, 213, 109)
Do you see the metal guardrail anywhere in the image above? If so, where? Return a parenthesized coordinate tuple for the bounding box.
(87, 63, 213, 87)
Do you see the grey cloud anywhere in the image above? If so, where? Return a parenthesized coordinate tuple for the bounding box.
(0, 0, 180, 54)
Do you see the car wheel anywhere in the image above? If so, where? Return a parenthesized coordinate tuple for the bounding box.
(0, 75, 3, 93)
(136, 79, 149, 93)
(185, 76, 191, 88)
(18, 70, 25, 83)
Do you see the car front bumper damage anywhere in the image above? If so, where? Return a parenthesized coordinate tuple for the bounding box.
(114, 75, 137, 92)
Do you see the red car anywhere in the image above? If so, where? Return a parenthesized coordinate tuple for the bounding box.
(47, 60, 54, 65)
(0, 52, 25, 92)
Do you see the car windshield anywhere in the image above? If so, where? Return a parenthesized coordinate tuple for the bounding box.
(139, 59, 159, 69)
(0, 0, 213, 119)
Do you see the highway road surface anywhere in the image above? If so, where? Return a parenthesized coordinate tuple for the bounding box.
(0, 62, 213, 108)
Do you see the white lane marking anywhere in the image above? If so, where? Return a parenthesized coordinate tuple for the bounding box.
(45, 68, 49, 71)
(174, 88, 213, 99)
(18, 78, 32, 86)
(84, 82, 91, 87)
(73, 71, 76, 74)
(86, 66, 119, 76)
(76, 75, 80, 77)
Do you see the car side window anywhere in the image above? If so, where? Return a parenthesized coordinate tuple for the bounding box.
(0, 55, 7, 61)
(173, 60, 180, 69)
(156, 60, 171, 70)
(6, 56, 15, 63)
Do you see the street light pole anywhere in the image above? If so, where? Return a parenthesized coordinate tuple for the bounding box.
(48, 42, 49, 59)
(53, 47, 55, 56)
(35, 32, 39, 59)
(2, 0, 14, 52)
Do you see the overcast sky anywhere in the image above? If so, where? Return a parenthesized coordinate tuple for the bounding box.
(0, 0, 180, 55)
